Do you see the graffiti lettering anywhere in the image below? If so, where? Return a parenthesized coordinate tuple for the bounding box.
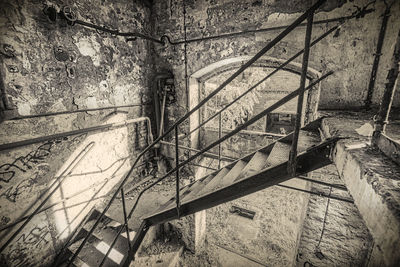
(0, 173, 39, 202)
(16, 225, 51, 248)
(0, 134, 86, 184)
(0, 133, 86, 202)
(5, 226, 51, 267)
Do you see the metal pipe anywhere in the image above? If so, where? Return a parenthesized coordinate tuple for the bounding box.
(5, 103, 147, 121)
(152, 6, 373, 46)
(365, 5, 391, 109)
(175, 126, 181, 217)
(74, 19, 164, 44)
(372, 27, 400, 144)
(288, 13, 314, 176)
(178, 23, 340, 141)
(0, 142, 95, 254)
(121, 188, 132, 253)
(276, 184, 353, 203)
(0, 117, 153, 152)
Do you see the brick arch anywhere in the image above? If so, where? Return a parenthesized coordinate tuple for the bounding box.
(188, 56, 322, 149)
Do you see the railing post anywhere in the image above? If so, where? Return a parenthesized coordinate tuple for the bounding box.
(372, 27, 400, 145)
(175, 125, 181, 217)
(218, 108, 222, 169)
(288, 12, 314, 176)
(365, 4, 391, 109)
(121, 188, 132, 253)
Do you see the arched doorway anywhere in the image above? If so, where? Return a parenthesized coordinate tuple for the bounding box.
(189, 56, 322, 150)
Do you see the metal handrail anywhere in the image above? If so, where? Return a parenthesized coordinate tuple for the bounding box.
(67, 1, 329, 265)
(177, 23, 341, 141)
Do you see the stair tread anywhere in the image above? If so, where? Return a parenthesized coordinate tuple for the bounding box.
(151, 182, 196, 215)
(68, 229, 125, 267)
(235, 151, 270, 181)
(197, 167, 231, 196)
(262, 141, 292, 168)
(180, 173, 216, 203)
(218, 160, 247, 188)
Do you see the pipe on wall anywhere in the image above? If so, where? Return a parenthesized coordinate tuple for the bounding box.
(0, 116, 154, 152)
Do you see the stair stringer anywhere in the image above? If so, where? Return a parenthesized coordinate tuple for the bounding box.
(121, 137, 339, 266)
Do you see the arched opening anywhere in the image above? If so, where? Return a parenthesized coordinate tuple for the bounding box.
(189, 56, 322, 150)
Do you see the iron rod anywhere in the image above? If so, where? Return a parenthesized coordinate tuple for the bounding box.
(0, 142, 94, 254)
(74, 19, 164, 44)
(98, 222, 126, 267)
(218, 112, 222, 169)
(156, 8, 372, 45)
(121, 188, 132, 253)
(372, 27, 400, 143)
(365, 6, 391, 109)
(276, 184, 353, 203)
(6, 103, 147, 121)
(0, 117, 153, 152)
(179, 23, 340, 141)
(288, 13, 314, 176)
(175, 125, 181, 217)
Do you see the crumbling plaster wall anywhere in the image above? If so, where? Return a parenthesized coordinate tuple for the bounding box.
(0, 0, 153, 116)
(153, 0, 400, 121)
(0, 0, 155, 266)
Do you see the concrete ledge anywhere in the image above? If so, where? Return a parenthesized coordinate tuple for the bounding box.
(322, 117, 400, 266)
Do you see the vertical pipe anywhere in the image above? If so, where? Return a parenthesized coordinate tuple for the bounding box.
(365, 6, 391, 109)
(218, 112, 222, 169)
(121, 188, 132, 253)
(288, 13, 314, 176)
(372, 27, 400, 144)
(175, 125, 181, 217)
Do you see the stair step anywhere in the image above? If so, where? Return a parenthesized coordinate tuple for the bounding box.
(68, 229, 124, 267)
(263, 141, 292, 168)
(279, 130, 320, 148)
(196, 167, 231, 196)
(235, 151, 270, 181)
(151, 182, 197, 215)
(219, 160, 248, 187)
(181, 174, 216, 203)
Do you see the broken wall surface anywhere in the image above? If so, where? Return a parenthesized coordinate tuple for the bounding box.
(0, 0, 154, 266)
(0, 0, 154, 117)
(153, 0, 400, 120)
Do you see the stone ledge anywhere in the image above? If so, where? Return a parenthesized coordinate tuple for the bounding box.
(322, 116, 400, 266)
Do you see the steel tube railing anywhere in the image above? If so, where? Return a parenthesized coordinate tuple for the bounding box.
(121, 188, 132, 253)
(124, 72, 333, 231)
(288, 13, 314, 175)
(178, 23, 340, 142)
(67, 1, 328, 264)
(175, 126, 181, 217)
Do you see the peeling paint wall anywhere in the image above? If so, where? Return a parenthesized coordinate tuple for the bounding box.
(0, 0, 153, 116)
(0, 0, 154, 266)
(153, 0, 400, 115)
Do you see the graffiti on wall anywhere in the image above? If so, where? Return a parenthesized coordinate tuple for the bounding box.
(0, 134, 85, 203)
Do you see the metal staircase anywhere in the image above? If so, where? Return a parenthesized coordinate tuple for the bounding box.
(58, 118, 339, 266)
(0, 0, 347, 266)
